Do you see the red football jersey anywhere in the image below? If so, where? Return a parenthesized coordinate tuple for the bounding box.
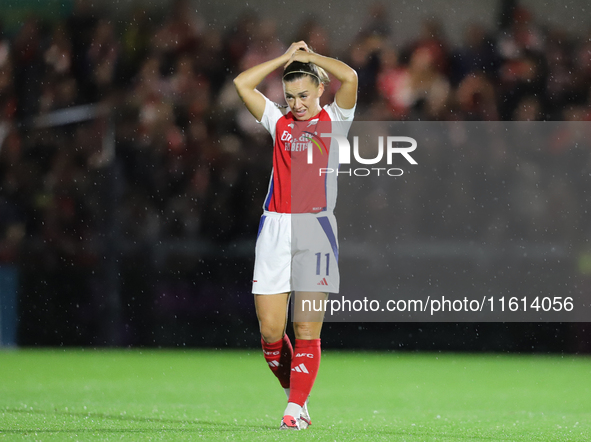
(258, 97, 355, 213)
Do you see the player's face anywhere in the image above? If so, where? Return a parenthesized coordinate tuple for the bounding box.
(283, 76, 324, 121)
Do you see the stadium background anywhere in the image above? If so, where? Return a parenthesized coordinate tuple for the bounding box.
(1, 0, 590, 352)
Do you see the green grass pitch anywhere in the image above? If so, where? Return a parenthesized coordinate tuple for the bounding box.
(0, 349, 589, 441)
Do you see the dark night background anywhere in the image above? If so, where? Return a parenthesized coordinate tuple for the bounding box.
(1, 0, 591, 352)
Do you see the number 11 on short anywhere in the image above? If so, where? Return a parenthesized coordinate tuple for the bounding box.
(315, 252, 330, 276)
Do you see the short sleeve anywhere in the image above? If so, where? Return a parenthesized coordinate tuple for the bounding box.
(258, 96, 288, 140)
(325, 100, 356, 122)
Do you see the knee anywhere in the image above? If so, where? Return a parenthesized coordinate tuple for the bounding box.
(293, 322, 321, 340)
(259, 317, 285, 343)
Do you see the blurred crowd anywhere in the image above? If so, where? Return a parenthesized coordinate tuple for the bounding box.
(1, 0, 591, 270)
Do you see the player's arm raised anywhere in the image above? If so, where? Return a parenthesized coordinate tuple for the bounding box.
(234, 41, 310, 121)
(285, 51, 358, 110)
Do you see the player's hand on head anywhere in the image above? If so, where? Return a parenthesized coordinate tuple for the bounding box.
(284, 47, 314, 68)
(285, 41, 309, 59)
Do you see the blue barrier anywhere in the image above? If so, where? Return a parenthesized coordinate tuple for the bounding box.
(0, 265, 18, 346)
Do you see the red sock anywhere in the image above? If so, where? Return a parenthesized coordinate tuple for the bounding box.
(288, 339, 321, 406)
(261, 335, 293, 389)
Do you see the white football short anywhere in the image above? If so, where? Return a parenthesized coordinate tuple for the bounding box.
(252, 211, 339, 294)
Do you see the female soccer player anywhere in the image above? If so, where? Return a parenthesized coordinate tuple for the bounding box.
(234, 41, 357, 430)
